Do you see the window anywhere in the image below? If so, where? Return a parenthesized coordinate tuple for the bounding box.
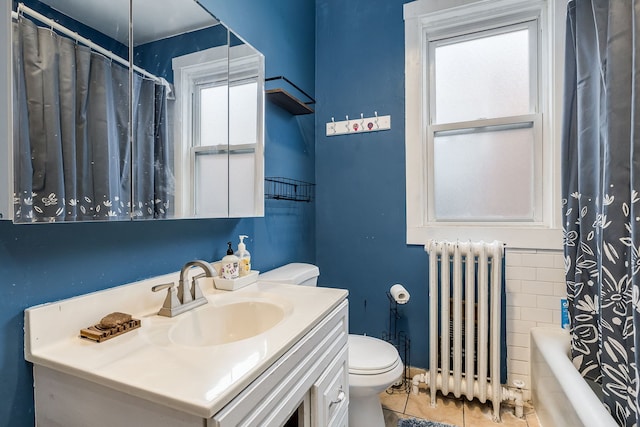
(404, 0, 565, 249)
(173, 44, 262, 218)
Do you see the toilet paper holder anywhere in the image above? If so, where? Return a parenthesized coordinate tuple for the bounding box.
(390, 283, 410, 304)
(383, 289, 411, 393)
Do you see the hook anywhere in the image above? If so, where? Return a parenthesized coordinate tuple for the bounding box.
(330, 117, 336, 134)
(374, 111, 379, 129)
(345, 115, 350, 132)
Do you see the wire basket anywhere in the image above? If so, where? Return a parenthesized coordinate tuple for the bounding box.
(265, 177, 315, 202)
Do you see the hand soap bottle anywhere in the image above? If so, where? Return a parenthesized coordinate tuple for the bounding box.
(221, 242, 239, 280)
(235, 235, 251, 277)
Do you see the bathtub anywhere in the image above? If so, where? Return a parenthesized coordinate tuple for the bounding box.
(530, 327, 617, 427)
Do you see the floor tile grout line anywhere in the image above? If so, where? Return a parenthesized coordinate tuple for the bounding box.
(464, 398, 468, 427)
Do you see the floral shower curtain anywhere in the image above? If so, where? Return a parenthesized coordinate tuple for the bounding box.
(562, 1, 640, 425)
(12, 17, 171, 222)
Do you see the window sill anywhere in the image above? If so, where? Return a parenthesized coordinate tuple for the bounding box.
(407, 224, 563, 250)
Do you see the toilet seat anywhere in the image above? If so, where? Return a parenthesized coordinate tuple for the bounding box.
(348, 335, 400, 375)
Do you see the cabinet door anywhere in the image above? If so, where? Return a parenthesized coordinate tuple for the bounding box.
(312, 347, 349, 427)
(212, 301, 348, 427)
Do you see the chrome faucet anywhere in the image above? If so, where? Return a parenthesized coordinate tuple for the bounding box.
(151, 260, 214, 317)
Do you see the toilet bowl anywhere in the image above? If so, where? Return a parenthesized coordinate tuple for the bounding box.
(348, 334, 404, 427)
(259, 263, 403, 427)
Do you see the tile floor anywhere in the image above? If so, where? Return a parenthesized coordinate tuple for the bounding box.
(380, 388, 541, 427)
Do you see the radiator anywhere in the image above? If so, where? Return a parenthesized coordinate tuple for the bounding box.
(412, 240, 523, 421)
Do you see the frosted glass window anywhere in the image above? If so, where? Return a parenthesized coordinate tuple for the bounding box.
(199, 85, 228, 147)
(434, 28, 532, 124)
(228, 152, 256, 217)
(433, 125, 535, 220)
(194, 152, 227, 217)
(229, 82, 258, 146)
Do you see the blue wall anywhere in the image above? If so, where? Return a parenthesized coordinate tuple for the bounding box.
(1, 0, 315, 423)
(315, 0, 430, 368)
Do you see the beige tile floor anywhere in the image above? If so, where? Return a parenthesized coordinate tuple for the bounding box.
(380, 388, 541, 427)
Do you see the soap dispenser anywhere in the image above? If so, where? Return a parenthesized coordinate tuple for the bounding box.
(220, 242, 240, 280)
(235, 235, 251, 277)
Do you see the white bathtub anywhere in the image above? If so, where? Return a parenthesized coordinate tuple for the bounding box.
(530, 327, 617, 427)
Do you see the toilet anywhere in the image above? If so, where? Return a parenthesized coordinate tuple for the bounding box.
(259, 263, 404, 427)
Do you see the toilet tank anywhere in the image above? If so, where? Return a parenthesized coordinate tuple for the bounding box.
(259, 263, 319, 286)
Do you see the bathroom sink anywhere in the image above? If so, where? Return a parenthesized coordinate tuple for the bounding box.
(169, 300, 288, 347)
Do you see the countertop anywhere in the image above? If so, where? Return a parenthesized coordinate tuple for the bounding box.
(24, 271, 348, 418)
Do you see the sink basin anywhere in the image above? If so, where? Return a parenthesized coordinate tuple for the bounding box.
(169, 300, 287, 347)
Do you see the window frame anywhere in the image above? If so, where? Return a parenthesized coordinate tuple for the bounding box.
(403, 0, 565, 249)
(172, 44, 264, 218)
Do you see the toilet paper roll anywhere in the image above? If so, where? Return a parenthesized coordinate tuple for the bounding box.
(390, 284, 410, 304)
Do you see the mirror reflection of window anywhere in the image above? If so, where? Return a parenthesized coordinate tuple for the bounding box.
(199, 84, 229, 147)
(174, 43, 262, 218)
(229, 79, 259, 218)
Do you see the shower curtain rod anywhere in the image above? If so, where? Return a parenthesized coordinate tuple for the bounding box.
(11, 3, 164, 84)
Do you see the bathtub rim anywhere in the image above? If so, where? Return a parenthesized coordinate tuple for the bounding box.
(530, 326, 617, 427)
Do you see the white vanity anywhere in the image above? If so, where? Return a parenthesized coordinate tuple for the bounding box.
(24, 269, 349, 426)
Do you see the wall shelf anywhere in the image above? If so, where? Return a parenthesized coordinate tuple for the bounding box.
(265, 76, 315, 115)
(265, 177, 315, 202)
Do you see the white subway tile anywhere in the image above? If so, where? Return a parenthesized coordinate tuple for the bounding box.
(521, 253, 555, 268)
(507, 306, 521, 320)
(536, 295, 562, 310)
(537, 321, 558, 329)
(521, 280, 553, 296)
(508, 345, 529, 361)
(554, 282, 567, 297)
(506, 279, 522, 293)
(553, 253, 567, 269)
(507, 293, 538, 308)
(499, 252, 565, 396)
(537, 267, 565, 283)
(507, 332, 529, 348)
(551, 310, 564, 327)
(507, 319, 537, 334)
(506, 266, 537, 281)
(509, 248, 538, 255)
(505, 252, 523, 266)
(509, 360, 530, 376)
(521, 307, 553, 323)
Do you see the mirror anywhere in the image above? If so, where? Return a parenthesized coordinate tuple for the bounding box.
(9, 0, 264, 222)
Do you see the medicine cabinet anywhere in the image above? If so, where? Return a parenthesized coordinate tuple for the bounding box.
(0, 0, 264, 222)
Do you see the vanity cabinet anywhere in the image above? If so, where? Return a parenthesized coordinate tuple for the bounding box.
(311, 346, 349, 427)
(30, 299, 349, 427)
(212, 300, 348, 426)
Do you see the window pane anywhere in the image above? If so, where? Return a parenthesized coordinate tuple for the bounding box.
(229, 152, 256, 217)
(433, 125, 534, 220)
(434, 28, 531, 124)
(229, 82, 258, 146)
(194, 152, 227, 217)
(199, 85, 228, 147)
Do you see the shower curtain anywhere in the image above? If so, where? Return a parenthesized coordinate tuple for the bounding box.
(12, 17, 171, 222)
(562, 1, 640, 425)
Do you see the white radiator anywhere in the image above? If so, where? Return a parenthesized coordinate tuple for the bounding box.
(412, 240, 523, 421)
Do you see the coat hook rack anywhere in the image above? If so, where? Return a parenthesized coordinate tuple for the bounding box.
(325, 111, 391, 136)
